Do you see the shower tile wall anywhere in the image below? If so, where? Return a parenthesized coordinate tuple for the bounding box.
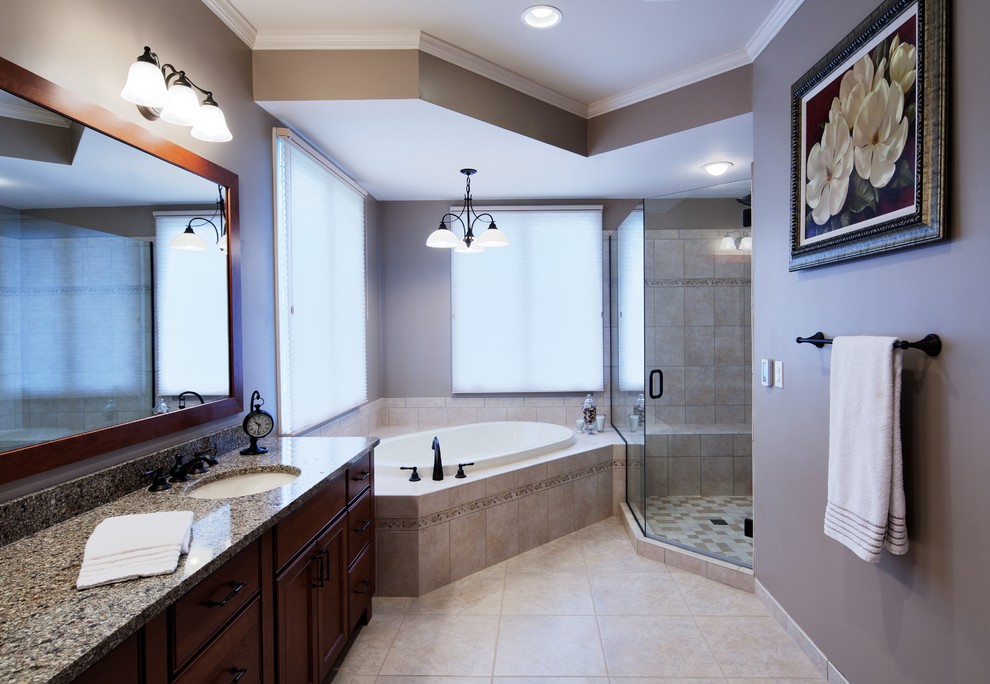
(645, 199, 752, 500)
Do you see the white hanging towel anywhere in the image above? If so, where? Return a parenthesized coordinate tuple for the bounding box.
(823, 336, 908, 562)
(76, 510, 194, 589)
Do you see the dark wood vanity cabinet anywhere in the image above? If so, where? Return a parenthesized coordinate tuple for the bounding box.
(273, 452, 374, 683)
(70, 448, 375, 684)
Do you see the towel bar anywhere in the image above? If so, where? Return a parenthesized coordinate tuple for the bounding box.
(795, 332, 942, 357)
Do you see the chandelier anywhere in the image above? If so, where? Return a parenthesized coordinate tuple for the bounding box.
(426, 169, 509, 253)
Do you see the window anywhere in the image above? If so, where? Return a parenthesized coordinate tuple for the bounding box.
(451, 206, 603, 393)
(154, 213, 229, 397)
(273, 129, 367, 434)
(616, 207, 645, 391)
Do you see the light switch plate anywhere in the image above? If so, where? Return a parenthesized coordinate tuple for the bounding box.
(773, 360, 784, 388)
(761, 359, 773, 387)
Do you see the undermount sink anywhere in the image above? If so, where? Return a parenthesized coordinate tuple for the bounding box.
(184, 467, 302, 499)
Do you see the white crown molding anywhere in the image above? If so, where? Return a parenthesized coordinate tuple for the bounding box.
(417, 34, 587, 118)
(253, 28, 422, 51)
(0, 102, 70, 127)
(201, 0, 257, 48)
(588, 48, 752, 118)
(747, 0, 805, 59)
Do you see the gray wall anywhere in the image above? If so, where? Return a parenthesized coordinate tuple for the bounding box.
(752, 1, 989, 682)
(0, 0, 383, 496)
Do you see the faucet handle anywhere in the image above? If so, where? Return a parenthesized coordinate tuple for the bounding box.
(144, 468, 172, 492)
(194, 449, 218, 466)
(169, 455, 191, 482)
(455, 463, 475, 479)
(400, 466, 421, 482)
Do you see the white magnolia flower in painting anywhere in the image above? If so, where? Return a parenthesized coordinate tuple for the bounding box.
(807, 112, 855, 225)
(831, 54, 886, 131)
(888, 35, 917, 94)
(853, 79, 909, 188)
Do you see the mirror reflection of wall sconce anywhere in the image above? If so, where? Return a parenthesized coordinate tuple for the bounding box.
(120, 46, 232, 142)
(720, 230, 752, 251)
(170, 186, 227, 252)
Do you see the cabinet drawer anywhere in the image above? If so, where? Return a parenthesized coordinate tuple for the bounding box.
(275, 474, 346, 570)
(173, 597, 262, 684)
(347, 487, 374, 567)
(347, 545, 375, 631)
(171, 539, 260, 671)
(347, 451, 372, 504)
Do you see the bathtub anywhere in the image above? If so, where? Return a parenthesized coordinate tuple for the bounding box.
(374, 421, 575, 478)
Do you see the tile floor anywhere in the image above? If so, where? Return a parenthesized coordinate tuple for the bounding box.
(332, 516, 824, 683)
(642, 495, 754, 567)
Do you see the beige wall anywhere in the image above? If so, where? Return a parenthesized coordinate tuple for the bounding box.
(752, 0, 989, 681)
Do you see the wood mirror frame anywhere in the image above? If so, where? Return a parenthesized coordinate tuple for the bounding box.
(0, 56, 242, 486)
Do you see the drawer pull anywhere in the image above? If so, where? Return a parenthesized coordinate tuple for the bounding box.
(229, 667, 248, 683)
(354, 519, 372, 533)
(352, 471, 371, 482)
(354, 579, 371, 595)
(207, 581, 247, 607)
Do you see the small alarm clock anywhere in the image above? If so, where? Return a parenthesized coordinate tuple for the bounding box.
(240, 390, 274, 455)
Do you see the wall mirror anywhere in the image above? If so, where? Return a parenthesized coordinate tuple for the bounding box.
(0, 56, 241, 486)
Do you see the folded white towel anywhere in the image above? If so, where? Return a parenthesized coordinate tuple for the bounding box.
(824, 336, 908, 563)
(76, 511, 194, 590)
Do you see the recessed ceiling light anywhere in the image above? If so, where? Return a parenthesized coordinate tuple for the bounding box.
(703, 161, 733, 176)
(522, 5, 562, 28)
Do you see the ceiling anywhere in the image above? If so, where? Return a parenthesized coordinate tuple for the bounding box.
(213, 0, 802, 201)
(216, 0, 803, 201)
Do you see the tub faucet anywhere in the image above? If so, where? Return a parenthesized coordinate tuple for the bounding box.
(177, 391, 204, 409)
(432, 436, 444, 481)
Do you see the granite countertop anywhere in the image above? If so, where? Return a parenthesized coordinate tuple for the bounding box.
(0, 435, 378, 684)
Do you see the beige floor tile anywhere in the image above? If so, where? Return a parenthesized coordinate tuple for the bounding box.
(696, 616, 825, 679)
(334, 613, 404, 676)
(589, 572, 691, 616)
(373, 596, 415, 615)
(609, 679, 723, 684)
(671, 571, 767, 616)
(379, 614, 499, 676)
(328, 674, 378, 684)
(494, 615, 607, 677)
(375, 677, 493, 683)
(494, 678, 607, 683)
(409, 568, 505, 615)
(504, 538, 588, 574)
(501, 571, 595, 615)
(597, 615, 723, 678)
(583, 538, 670, 574)
(725, 679, 827, 683)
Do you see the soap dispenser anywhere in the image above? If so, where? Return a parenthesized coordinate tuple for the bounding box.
(582, 394, 598, 434)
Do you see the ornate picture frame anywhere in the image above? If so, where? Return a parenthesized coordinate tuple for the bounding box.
(789, 0, 947, 271)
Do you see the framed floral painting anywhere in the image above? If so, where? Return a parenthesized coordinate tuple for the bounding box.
(789, 0, 947, 270)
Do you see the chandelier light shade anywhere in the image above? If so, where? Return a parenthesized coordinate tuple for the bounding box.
(121, 46, 232, 142)
(427, 169, 508, 253)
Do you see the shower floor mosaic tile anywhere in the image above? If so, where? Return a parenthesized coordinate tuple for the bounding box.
(644, 494, 753, 566)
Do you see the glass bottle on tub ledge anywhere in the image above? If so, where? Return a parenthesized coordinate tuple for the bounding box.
(582, 394, 598, 434)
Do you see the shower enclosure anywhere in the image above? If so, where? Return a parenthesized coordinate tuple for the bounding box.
(610, 188, 753, 568)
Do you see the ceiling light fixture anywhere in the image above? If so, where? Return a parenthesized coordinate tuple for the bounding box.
(121, 46, 233, 143)
(702, 161, 733, 177)
(170, 186, 227, 252)
(427, 169, 508, 254)
(522, 5, 563, 28)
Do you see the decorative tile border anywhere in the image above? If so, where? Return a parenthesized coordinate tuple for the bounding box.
(379, 460, 613, 531)
(647, 278, 751, 287)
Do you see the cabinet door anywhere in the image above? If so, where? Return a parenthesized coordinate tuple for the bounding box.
(315, 517, 347, 683)
(275, 542, 320, 684)
(70, 632, 140, 684)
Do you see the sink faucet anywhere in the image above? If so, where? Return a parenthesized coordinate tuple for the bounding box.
(177, 391, 204, 409)
(432, 436, 444, 481)
(169, 450, 218, 482)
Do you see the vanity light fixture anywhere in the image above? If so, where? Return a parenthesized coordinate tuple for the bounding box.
(703, 161, 733, 176)
(170, 186, 227, 252)
(720, 230, 752, 251)
(522, 5, 563, 28)
(427, 169, 508, 254)
(120, 46, 232, 143)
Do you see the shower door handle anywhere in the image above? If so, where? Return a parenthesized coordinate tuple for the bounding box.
(649, 369, 664, 399)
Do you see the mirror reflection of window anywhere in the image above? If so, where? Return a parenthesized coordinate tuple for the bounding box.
(153, 213, 229, 400)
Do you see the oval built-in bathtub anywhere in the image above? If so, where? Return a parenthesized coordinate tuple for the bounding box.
(374, 421, 575, 477)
